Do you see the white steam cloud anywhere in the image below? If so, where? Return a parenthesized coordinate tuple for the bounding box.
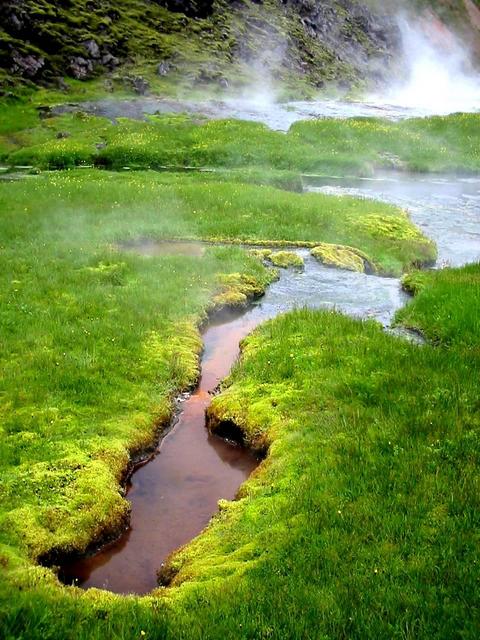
(383, 16, 480, 115)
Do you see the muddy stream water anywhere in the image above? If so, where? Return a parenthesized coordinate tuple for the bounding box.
(59, 99, 480, 595)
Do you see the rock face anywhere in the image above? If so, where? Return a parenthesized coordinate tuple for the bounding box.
(158, 0, 215, 18)
(11, 50, 44, 77)
(0, 0, 476, 90)
(284, 0, 399, 80)
(69, 57, 94, 80)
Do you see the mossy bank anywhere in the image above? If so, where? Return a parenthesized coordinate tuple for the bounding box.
(1, 255, 479, 638)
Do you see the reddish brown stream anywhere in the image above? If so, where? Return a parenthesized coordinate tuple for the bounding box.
(60, 312, 260, 595)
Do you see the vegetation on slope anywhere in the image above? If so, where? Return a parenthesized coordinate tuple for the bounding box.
(0, 0, 399, 95)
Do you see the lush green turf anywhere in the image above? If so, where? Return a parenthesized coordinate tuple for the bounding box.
(290, 113, 480, 173)
(0, 165, 431, 567)
(169, 263, 480, 638)
(0, 89, 478, 639)
(0, 200, 275, 563)
(1, 264, 478, 639)
(398, 265, 480, 348)
(3, 107, 480, 175)
(0, 169, 435, 276)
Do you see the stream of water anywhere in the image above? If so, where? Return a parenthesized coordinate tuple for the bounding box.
(59, 101, 480, 595)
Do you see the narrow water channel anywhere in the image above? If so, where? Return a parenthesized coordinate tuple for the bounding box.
(60, 172, 480, 596)
(60, 313, 260, 594)
(59, 252, 408, 594)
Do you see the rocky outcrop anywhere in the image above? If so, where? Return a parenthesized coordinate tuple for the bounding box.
(0, 0, 476, 90)
(282, 0, 400, 84)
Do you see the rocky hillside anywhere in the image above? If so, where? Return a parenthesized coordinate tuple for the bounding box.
(0, 0, 479, 94)
(0, 0, 398, 93)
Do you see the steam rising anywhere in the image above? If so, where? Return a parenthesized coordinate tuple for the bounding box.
(383, 17, 480, 115)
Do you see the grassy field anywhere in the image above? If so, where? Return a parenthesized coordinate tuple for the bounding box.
(0, 91, 478, 639)
(2, 100, 480, 175)
(0, 205, 275, 561)
(0, 166, 430, 568)
(0, 169, 435, 276)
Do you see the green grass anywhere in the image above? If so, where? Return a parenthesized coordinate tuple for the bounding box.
(0, 170, 281, 567)
(167, 264, 480, 638)
(3, 109, 480, 175)
(0, 165, 431, 568)
(0, 169, 435, 276)
(291, 113, 480, 174)
(397, 264, 480, 348)
(1, 264, 478, 639)
(0, 86, 478, 639)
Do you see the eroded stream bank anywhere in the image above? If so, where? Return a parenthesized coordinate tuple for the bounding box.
(60, 312, 261, 594)
(59, 171, 480, 596)
(59, 251, 408, 594)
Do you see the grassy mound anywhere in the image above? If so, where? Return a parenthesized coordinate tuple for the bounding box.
(311, 242, 372, 272)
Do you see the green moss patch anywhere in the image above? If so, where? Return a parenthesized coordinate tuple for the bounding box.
(311, 242, 372, 272)
(268, 251, 304, 269)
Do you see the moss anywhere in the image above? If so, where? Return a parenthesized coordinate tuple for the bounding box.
(0, 0, 399, 94)
(311, 242, 373, 273)
(247, 248, 273, 262)
(210, 271, 277, 311)
(268, 250, 304, 269)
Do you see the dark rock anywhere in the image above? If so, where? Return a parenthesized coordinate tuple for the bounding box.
(69, 57, 94, 80)
(282, 0, 399, 83)
(83, 39, 100, 59)
(195, 64, 224, 84)
(11, 51, 45, 78)
(37, 105, 53, 119)
(133, 77, 150, 95)
(157, 0, 215, 19)
(8, 13, 23, 31)
(123, 76, 150, 95)
(157, 61, 173, 76)
(101, 53, 120, 69)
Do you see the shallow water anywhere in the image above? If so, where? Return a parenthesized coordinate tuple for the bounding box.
(120, 239, 206, 258)
(305, 172, 480, 267)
